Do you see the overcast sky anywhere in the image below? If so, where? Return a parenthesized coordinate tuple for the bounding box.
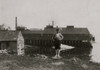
(1, 0, 100, 62)
(0, 0, 100, 39)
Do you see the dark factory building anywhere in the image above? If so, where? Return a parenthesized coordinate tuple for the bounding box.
(22, 25, 93, 48)
(14, 17, 94, 48)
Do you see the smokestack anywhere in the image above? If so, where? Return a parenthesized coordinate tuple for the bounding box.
(15, 16, 17, 30)
(52, 20, 54, 26)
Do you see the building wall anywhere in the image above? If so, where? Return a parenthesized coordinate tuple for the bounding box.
(17, 32, 24, 55)
(0, 41, 17, 54)
(23, 33, 92, 48)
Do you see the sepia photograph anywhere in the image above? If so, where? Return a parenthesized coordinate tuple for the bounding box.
(0, 0, 100, 70)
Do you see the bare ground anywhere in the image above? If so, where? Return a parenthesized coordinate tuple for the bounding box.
(0, 53, 100, 70)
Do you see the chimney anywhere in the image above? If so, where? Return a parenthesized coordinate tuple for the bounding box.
(15, 17, 17, 30)
(52, 20, 54, 26)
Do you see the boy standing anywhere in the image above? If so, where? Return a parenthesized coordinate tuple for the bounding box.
(52, 28, 64, 59)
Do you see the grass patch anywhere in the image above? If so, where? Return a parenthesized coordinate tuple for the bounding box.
(0, 47, 100, 70)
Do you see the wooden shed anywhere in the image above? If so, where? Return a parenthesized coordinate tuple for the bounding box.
(0, 31, 24, 55)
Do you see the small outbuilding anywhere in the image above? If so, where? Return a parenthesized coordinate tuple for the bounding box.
(0, 31, 24, 55)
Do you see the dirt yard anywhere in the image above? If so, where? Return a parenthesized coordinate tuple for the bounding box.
(0, 53, 100, 70)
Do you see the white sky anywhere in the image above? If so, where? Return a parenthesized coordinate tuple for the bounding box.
(1, 0, 100, 62)
(0, 0, 100, 39)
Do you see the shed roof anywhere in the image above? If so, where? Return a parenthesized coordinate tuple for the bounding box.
(0, 31, 20, 41)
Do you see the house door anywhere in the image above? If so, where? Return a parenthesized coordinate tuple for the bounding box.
(1, 43, 7, 50)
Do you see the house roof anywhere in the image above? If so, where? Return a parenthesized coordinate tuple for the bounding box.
(21, 27, 90, 40)
(43, 27, 90, 34)
(22, 26, 90, 35)
(0, 31, 20, 41)
(43, 28, 56, 34)
(62, 28, 90, 34)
